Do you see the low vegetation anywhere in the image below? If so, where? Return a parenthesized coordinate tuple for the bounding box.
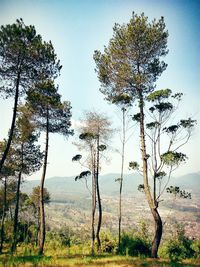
(0, 222, 200, 266)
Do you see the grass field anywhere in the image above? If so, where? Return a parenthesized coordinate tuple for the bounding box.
(0, 254, 200, 267)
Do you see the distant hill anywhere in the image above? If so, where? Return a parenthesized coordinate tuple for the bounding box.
(172, 172, 200, 193)
(22, 172, 200, 201)
(22, 173, 142, 200)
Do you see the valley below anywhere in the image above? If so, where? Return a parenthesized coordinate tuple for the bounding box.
(22, 172, 200, 240)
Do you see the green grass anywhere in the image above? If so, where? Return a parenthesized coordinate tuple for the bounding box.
(0, 244, 199, 267)
(0, 254, 200, 267)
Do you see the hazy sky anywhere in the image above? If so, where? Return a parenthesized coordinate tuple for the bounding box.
(0, 0, 199, 179)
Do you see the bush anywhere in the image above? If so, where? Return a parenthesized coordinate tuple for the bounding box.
(159, 223, 195, 261)
(119, 232, 151, 257)
(100, 230, 117, 253)
(191, 238, 200, 259)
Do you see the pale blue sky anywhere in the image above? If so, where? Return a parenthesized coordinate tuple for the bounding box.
(0, 0, 199, 179)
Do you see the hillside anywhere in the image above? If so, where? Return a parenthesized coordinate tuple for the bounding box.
(22, 172, 200, 200)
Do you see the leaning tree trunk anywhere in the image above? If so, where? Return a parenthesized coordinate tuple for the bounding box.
(139, 92, 162, 258)
(38, 108, 49, 255)
(11, 144, 23, 253)
(118, 107, 125, 251)
(96, 134, 102, 253)
(151, 208, 162, 258)
(0, 178, 7, 253)
(0, 71, 20, 173)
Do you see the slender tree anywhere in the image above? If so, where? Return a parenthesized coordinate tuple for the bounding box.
(74, 111, 113, 253)
(112, 93, 132, 251)
(94, 12, 169, 258)
(0, 18, 61, 173)
(10, 106, 43, 253)
(0, 177, 8, 253)
(27, 80, 73, 255)
(130, 89, 196, 256)
(72, 135, 97, 255)
(30, 186, 50, 245)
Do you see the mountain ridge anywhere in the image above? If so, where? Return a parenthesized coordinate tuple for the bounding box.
(22, 172, 200, 200)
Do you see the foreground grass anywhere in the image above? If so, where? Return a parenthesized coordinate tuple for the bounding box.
(0, 254, 200, 267)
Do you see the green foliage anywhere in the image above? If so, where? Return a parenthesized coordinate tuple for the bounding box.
(132, 113, 141, 122)
(94, 12, 168, 102)
(166, 186, 191, 199)
(119, 233, 151, 257)
(164, 124, 180, 134)
(159, 224, 195, 261)
(11, 105, 43, 175)
(163, 118, 196, 135)
(146, 121, 160, 129)
(75, 171, 91, 181)
(191, 239, 200, 258)
(155, 171, 166, 180)
(98, 144, 107, 151)
(30, 186, 50, 207)
(79, 132, 97, 141)
(45, 231, 68, 251)
(14, 221, 36, 244)
(119, 223, 151, 257)
(57, 227, 71, 247)
(147, 89, 172, 102)
(180, 118, 196, 129)
(112, 93, 132, 106)
(129, 161, 139, 171)
(0, 18, 61, 98)
(161, 151, 187, 166)
(100, 231, 117, 253)
(27, 80, 73, 137)
(72, 154, 82, 161)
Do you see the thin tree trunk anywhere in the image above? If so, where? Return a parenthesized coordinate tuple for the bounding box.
(91, 158, 96, 255)
(118, 108, 125, 251)
(0, 72, 20, 173)
(38, 108, 49, 255)
(11, 144, 23, 253)
(139, 93, 162, 258)
(36, 204, 40, 246)
(11, 170, 22, 253)
(0, 178, 7, 253)
(96, 134, 102, 253)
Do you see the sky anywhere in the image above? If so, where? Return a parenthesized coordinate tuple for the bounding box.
(0, 0, 199, 180)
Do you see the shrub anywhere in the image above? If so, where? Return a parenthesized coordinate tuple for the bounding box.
(159, 223, 195, 261)
(100, 230, 117, 253)
(191, 238, 200, 258)
(119, 232, 151, 257)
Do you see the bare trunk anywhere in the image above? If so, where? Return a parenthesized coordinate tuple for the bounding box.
(118, 108, 125, 251)
(96, 134, 102, 253)
(11, 143, 23, 253)
(91, 170, 96, 254)
(151, 208, 162, 258)
(139, 93, 162, 258)
(36, 204, 40, 246)
(91, 149, 96, 255)
(0, 72, 20, 173)
(0, 178, 7, 253)
(11, 170, 22, 253)
(38, 108, 49, 255)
